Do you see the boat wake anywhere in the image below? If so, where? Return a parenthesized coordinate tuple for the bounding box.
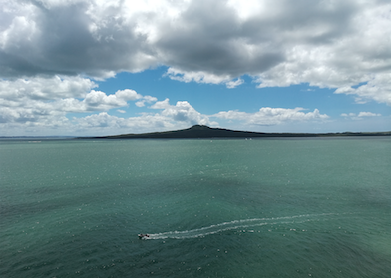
(143, 213, 339, 240)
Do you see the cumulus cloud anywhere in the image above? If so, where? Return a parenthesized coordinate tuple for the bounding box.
(151, 98, 213, 126)
(0, 76, 212, 134)
(226, 78, 244, 89)
(0, 76, 155, 129)
(165, 68, 245, 88)
(71, 112, 173, 135)
(135, 95, 158, 107)
(1, 0, 390, 104)
(335, 73, 391, 105)
(213, 107, 329, 126)
(73, 99, 215, 135)
(0, 75, 93, 128)
(0, 0, 158, 78)
(166, 68, 233, 86)
(81, 89, 142, 111)
(0, 75, 96, 100)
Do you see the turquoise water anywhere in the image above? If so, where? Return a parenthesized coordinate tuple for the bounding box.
(1, 137, 391, 277)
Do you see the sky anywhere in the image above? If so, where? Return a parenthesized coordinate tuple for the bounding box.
(0, 0, 390, 136)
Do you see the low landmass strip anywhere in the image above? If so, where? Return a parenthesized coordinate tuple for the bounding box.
(78, 125, 391, 139)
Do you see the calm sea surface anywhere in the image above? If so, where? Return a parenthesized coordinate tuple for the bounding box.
(1, 137, 391, 277)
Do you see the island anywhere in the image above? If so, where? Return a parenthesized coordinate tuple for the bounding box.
(78, 125, 391, 139)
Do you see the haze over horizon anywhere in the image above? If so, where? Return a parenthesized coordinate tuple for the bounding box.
(1, 0, 390, 136)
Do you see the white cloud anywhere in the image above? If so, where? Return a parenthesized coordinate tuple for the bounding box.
(81, 90, 127, 111)
(135, 101, 146, 108)
(166, 69, 244, 89)
(213, 107, 329, 126)
(335, 73, 391, 105)
(226, 0, 266, 20)
(357, 112, 381, 117)
(0, 78, 214, 134)
(151, 98, 213, 126)
(165, 68, 233, 87)
(226, 78, 244, 89)
(341, 111, 381, 120)
(135, 95, 158, 107)
(78, 89, 143, 111)
(341, 113, 356, 118)
(150, 98, 171, 109)
(75, 112, 125, 129)
(0, 76, 96, 100)
(0, 76, 150, 129)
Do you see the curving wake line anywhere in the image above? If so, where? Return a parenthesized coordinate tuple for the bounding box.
(143, 213, 339, 240)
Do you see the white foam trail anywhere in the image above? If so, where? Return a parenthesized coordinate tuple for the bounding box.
(143, 213, 337, 240)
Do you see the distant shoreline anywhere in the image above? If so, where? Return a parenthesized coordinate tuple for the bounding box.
(0, 136, 75, 140)
(76, 125, 391, 139)
(2, 125, 390, 140)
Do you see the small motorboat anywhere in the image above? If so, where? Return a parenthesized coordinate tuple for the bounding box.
(138, 233, 150, 239)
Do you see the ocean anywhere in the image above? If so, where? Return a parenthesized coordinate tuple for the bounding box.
(1, 137, 390, 277)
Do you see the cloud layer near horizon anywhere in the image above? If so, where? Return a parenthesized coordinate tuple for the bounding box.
(0, 74, 332, 135)
(1, 0, 390, 135)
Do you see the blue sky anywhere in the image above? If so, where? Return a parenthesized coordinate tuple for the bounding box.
(0, 0, 390, 136)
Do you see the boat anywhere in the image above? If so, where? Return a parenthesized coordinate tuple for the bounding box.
(138, 233, 150, 239)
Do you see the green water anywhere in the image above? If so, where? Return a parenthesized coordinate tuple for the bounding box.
(1, 137, 391, 277)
